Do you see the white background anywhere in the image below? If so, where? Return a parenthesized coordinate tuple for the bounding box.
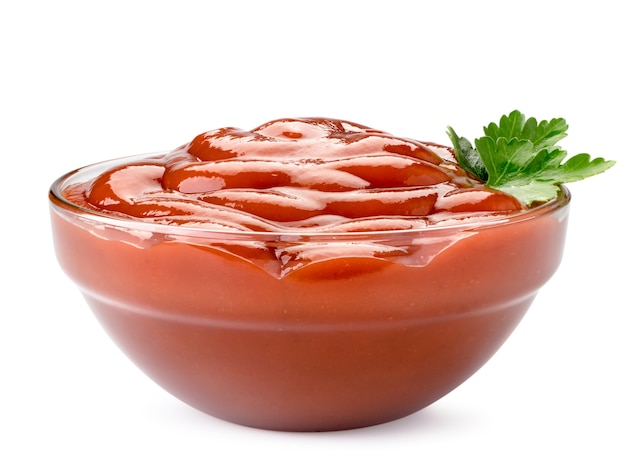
(2, 1, 624, 454)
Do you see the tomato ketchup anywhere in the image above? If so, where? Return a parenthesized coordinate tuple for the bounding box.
(49, 117, 569, 430)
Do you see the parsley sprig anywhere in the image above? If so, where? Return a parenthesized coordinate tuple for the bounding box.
(447, 110, 616, 205)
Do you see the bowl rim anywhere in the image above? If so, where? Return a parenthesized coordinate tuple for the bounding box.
(49, 152, 571, 242)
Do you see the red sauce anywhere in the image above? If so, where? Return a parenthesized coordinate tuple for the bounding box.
(69, 117, 522, 232)
(51, 117, 568, 431)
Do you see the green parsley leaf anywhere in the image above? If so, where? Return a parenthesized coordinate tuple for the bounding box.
(446, 110, 616, 205)
(446, 125, 487, 181)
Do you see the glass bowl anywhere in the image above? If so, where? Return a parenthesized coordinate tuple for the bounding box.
(49, 154, 571, 431)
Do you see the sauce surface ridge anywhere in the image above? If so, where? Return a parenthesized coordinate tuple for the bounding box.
(67, 117, 524, 232)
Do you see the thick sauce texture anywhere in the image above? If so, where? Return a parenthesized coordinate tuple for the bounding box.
(68, 117, 523, 232)
(51, 117, 568, 431)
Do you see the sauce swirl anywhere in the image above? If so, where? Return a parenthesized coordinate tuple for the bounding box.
(68, 117, 523, 232)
